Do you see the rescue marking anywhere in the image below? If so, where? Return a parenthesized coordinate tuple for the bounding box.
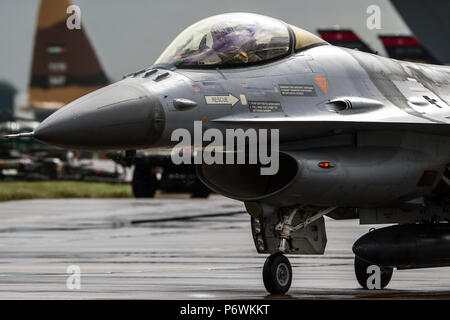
(205, 94, 239, 106)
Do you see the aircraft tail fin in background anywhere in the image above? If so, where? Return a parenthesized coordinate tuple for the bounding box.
(317, 29, 375, 54)
(390, 0, 449, 65)
(28, 0, 109, 119)
(379, 35, 440, 64)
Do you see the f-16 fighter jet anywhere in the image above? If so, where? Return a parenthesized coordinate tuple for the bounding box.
(8, 13, 450, 294)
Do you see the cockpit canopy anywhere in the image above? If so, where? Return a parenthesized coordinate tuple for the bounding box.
(155, 13, 326, 68)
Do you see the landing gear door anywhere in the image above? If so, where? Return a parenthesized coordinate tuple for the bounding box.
(251, 215, 327, 254)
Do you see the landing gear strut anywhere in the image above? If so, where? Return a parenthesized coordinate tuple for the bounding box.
(262, 206, 336, 295)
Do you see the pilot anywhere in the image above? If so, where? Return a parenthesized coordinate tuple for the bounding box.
(211, 23, 262, 64)
(240, 31, 262, 63)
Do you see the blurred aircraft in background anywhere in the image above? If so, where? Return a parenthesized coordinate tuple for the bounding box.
(1, 0, 209, 195)
(26, 0, 109, 121)
(378, 35, 439, 64)
(0, 0, 120, 182)
(318, 28, 439, 64)
(391, 0, 450, 65)
(317, 29, 375, 54)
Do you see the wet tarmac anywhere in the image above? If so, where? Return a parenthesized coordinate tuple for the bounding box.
(0, 195, 450, 299)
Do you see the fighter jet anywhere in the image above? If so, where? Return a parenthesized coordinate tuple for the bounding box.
(8, 13, 450, 294)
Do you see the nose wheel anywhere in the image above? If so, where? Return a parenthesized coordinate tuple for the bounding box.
(263, 253, 292, 294)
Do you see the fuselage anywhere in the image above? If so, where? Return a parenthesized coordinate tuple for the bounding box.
(30, 30, 450, 208)
(35, 44, 450, 147)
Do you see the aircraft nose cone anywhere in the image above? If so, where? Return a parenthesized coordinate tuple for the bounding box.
(34, 82, 165, 150)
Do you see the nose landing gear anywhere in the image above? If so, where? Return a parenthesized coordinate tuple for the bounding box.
(261, 206, 336, 295)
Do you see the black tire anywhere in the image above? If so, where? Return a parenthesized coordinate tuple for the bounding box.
(263, 253, 292, 295)
(132, 165, 158, 198)
(354, 256, 393, 289)
(190, 180, 211, 198)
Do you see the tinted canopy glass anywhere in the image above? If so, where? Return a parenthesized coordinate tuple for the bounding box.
(155, 13, 292, 67)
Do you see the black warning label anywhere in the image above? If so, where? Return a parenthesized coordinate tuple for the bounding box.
(248, 101, 282, 113)
(279, 84, 317, 96)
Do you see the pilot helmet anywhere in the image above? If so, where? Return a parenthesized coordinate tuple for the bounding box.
(211, 22, 235, 42)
